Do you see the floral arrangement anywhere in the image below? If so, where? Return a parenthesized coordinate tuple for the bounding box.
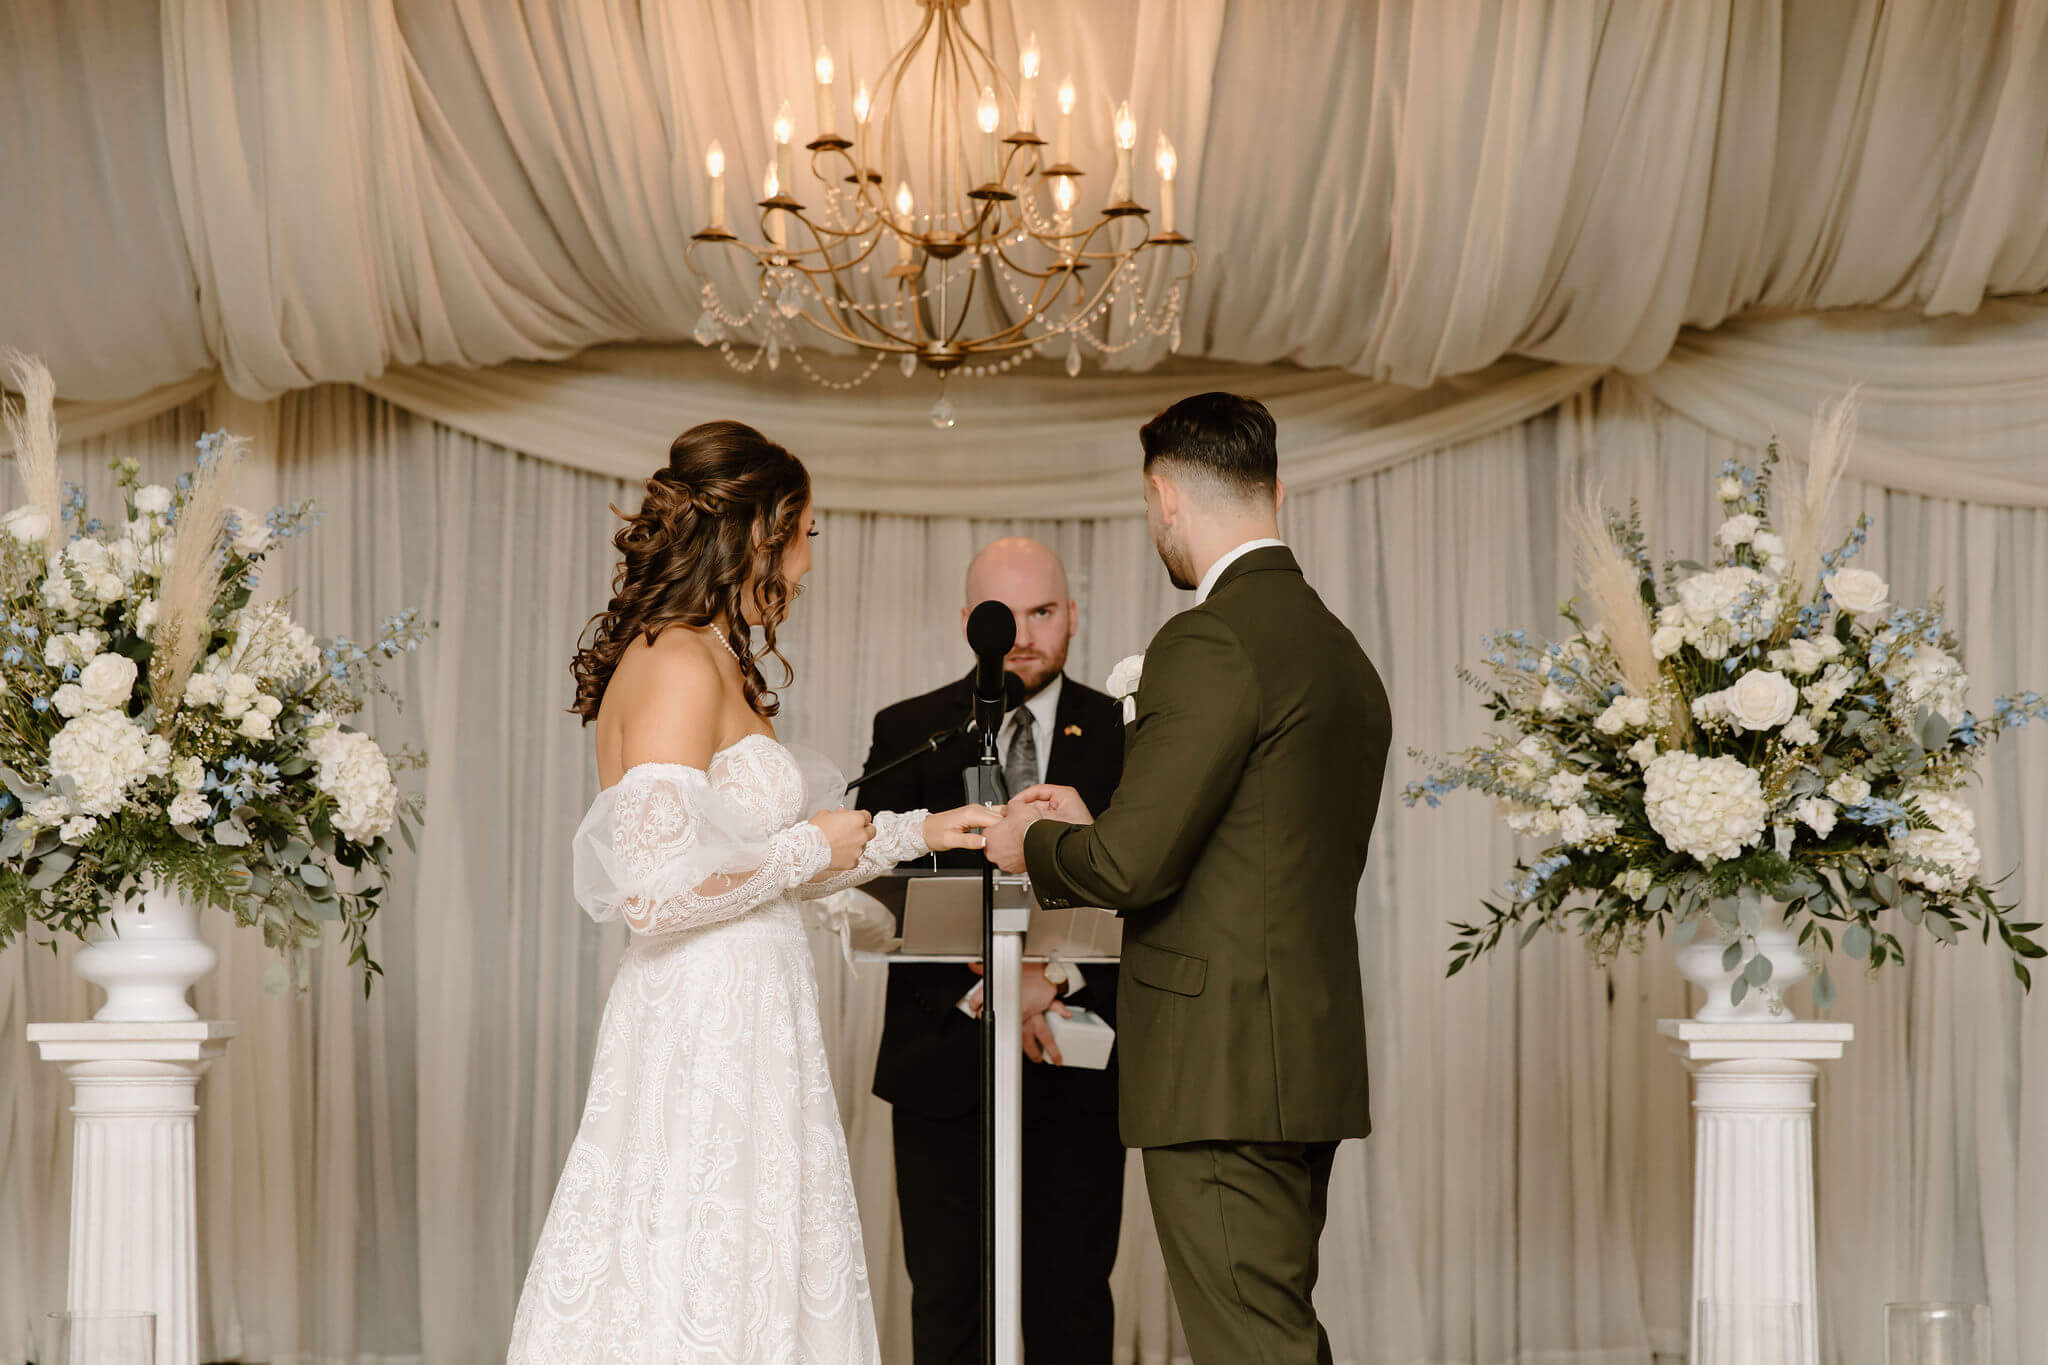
(1405, 400, 2047, 1009)
(0, 355, 425, 992)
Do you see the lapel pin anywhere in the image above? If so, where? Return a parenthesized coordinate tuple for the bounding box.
(1064, 724, 1083, 737)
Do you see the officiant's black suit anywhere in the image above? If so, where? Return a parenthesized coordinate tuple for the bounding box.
(862, 671, 1126, 1365)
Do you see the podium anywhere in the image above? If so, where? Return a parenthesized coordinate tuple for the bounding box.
(852, 869, 1120, 1365)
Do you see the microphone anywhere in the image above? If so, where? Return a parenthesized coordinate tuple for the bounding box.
(966, 601, 1018, 760)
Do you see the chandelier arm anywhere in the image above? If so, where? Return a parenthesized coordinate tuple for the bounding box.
(940, 256, 986, 346)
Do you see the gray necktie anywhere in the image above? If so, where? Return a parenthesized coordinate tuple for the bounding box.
(1004, 708, 1038, 800)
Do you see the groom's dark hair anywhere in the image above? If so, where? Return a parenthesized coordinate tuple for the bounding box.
(1139, 392, 1278, 498)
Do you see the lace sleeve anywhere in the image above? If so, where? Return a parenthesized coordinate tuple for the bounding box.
(794, 808, 932, 900)
(574, 765, 833, 935)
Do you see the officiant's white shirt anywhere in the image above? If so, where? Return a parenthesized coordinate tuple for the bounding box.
(998, 673, 1062, 790)
(1196, 538, 1288, 604)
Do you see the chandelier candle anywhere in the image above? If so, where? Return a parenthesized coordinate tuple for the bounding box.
(814, 48, 835, 136)
(854, 82, 872, 174)
(894, 183, 915, 265)
(706, 142, 725, 229)
(1018, 35, 1040, 132)
(1112, 101, 1136, 202)
(773, 101, 794, 198)
(978, 86, 1000, 184)
(764, 166, 786, 248)
(1156, 134, 1177, 233)
(1056, 76, 1075, 164)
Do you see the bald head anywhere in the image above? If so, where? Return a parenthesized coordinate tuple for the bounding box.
(962, 537, 1076, 698)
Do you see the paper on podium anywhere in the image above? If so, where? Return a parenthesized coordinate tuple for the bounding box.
(882, 871, 1122, 959)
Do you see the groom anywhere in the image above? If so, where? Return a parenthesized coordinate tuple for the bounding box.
(983, 392, 1393, 1365)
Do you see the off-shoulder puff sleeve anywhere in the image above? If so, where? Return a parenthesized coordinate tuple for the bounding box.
(574, 763, 832, 935)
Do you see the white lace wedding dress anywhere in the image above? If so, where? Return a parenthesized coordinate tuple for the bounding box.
(507, 734, 928, 1364)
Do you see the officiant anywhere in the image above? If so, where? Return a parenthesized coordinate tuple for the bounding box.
(860, 537, 1127, 1365)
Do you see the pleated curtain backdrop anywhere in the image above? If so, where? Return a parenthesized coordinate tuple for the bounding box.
(4, 362, 2045, 1365)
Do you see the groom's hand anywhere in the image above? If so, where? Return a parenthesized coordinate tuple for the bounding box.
(983, 806, 1038, 874)
(1011, 784, 1094, 825)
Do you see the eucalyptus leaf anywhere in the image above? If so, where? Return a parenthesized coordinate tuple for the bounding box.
(0, 766, 46, 802)
(1815, 967, 1839, 1012)
(1844, 923, 1872, 960)
(1871, 872, 1899, 906)
(1900, 891, 1925, 924)
(1730, 976, 1751, 1007)
(212, 819, 252, 848)
(398, 819, 418, 854)
(27, 852, 73, 890)
(0, 823, 29, 860)
(1722, 940, 1745, 972)
(1738, 891, 1763, 935)
(1712, 897, 1741, 929)
(1672, 918, 1699, 949)
(1745, 954, 1774, 987)
(1918, 710, 1951, 751)
(1645, 884, 1668, 914)
(1844, 861, 1869, 890)
(299, 864, 330, 888)
(1928, 913, 1959, 945)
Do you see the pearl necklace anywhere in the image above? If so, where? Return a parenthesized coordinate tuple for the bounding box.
(715, 626, 745, 665)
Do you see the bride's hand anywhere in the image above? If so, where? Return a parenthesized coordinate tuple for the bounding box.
(924, 803, 1003, 852)
(810, 809, 875, 869)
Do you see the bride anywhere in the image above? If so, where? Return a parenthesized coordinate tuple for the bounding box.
(508, 420, 997, 1363)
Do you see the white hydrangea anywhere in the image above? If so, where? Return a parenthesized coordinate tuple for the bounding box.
(1501, 802, 1561, 837)
(1888, 644, 1969, 725)
(1545, 771, 1589, 805)
(1674, 566, 1777, 658)
(1793, 796, 1838, 837)
(1643, 751, 1767, 864)
(1558, 805, 1620, 848)
(307, 726, 398, 844)
(1594, 695, 1653, 735)
(1627, 736, 1659, 766)
(48, 711, 170, 817)
(1894, 791, 1981, 893)
(132, 484, 175, 516)
(1715, 514, 1762, 550)
(44, 629, 104, 668)
(226, 602, 321, 686)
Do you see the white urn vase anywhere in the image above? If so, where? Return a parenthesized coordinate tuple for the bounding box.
(70, 880, 217, 1022)
(1674, 900, 1809, 1022)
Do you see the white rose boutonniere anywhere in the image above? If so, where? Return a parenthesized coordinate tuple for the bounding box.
(1106, 653, 1144, 723)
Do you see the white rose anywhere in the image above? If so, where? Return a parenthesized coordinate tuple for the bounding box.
(1715, 514, 1762, 550)
(167, 791, 212, 826)
(219, 673, 260, 719)
(1643, 752, 1768, 864)
(1538, 684, 1569, 715)
(1627, 737, 1658, 766)
(1105, 654, 1143, 699)
(1825, 569, 1890, 615)
(1651, 625, 1686, 660)
(224, 506, 273, 556)
(1593, 695, 1653, 735)
(1751, 531, 1788, 572)
(173, 755, 205, 791)
(1780, 716, 1821, 747)
(255, 693, 283, 720)
(1724, 669, 1799, 731)
(238, 710, 275, 741)
(132, 485, 174, 516)
(88, 571, 125, 603)
(136, 598, 158, 630)
(1784, 638, 1829, 675)
(1827, 774, 1871, 807)
(1792, 797, 1838, 838)
(1819, 635, 1844, 659)
(1618, 867, 1656, 899)
(78, 653, 137, 713)
(2, 506, 50, 543)
(1558, 806, 1594, 846)
(1717, 477, 1744, 501)
(1514, 735, 1554, 770)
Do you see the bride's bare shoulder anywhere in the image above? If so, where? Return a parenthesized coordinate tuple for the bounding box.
(600, 629, 729, 771)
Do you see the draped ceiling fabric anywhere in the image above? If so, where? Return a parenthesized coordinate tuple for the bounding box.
(6, 1, 2048, 400)
(6, 4, 2048, 1365)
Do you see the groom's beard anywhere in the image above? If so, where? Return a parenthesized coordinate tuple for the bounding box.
(1154, 535, 1196, 591)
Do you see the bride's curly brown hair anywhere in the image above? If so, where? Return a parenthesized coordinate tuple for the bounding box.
(570, 420, 812, 724)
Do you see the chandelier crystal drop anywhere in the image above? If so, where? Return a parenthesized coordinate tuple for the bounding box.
(685, 0, 1194, 412)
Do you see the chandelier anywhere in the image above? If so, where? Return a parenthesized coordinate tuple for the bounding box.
(686, 0, 1194, 426)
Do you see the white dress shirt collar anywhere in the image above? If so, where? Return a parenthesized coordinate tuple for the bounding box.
(1195, 538, 1289, 604)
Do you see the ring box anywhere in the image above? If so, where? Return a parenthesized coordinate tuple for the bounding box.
(1044, 1006, 1116, 1070)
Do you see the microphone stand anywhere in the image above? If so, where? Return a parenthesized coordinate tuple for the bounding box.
(964, 707, 1004, 1365)
(846, 721, 971, 794)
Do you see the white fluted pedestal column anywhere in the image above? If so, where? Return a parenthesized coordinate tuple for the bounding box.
(26, 1021, 235, 1365)
(1659, 1019, 1852, 1365)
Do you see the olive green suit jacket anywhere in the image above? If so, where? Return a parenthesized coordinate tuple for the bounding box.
(1024, 547, 1392, 1149)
